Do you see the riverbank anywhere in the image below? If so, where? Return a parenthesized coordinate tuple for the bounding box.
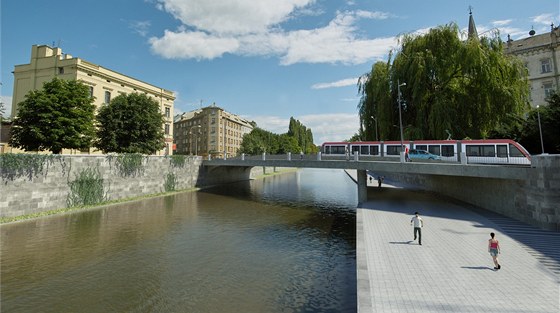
(0, 166, 298, 225)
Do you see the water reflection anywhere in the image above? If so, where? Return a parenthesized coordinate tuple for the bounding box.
(1, 168, 357, 312)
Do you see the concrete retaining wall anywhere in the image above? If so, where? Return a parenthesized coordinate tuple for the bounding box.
(0, 155, 202, 218)
(377, 155, 560, 231)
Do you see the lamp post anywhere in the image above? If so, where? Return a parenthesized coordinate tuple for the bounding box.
(189, 125, 201, 156)
(370, 116, 378, 141)
(537, 105, 545, 154)
(397, 80, 406, 160)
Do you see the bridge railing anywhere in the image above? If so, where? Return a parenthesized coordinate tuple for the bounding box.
(207, 152, 530, 166)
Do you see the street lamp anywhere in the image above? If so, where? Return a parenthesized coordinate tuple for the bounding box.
(397, 80, 406, 160)
(537, 105, 544, 154)
(189, 125, 201, 156)
(370, 116, 378, 141)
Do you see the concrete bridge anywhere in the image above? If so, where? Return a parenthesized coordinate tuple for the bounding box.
(202, 153, 560, 231)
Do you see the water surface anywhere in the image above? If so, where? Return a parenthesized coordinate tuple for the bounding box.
(1, 168, 357, 312)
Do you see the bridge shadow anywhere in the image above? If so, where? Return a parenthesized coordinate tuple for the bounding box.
(362, 182, 560, 277)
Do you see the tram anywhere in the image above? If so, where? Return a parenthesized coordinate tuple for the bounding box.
(321, 139, 531, 165)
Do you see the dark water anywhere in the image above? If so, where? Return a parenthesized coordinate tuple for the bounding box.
(1, 168, 357, 313)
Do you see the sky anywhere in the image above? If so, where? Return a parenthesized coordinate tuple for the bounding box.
(1, 0, 559, 144)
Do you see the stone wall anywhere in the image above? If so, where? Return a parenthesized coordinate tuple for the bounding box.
(0, 155, 202, 218)
(377, 155, 560, 231)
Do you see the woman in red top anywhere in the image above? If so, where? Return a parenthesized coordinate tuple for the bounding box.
(488, 232, 501, 270)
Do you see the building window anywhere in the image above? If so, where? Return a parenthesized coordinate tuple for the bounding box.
(104, 91, 111, 104)
(165, 123, 170, 135)
(541, 59, 552, 73)
(165, 107, 170, 118)
(543, 82, 554, 98)
(58, 67, 64, 74)
(89, 86, 94, 98)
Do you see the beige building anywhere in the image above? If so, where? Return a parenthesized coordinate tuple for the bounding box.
(9, 45, 175, 154)
(505, 25, 560, 107)
(174, 104, 253, 158)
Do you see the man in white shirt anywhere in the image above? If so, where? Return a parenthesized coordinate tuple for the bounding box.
(410, 212, 424, 245)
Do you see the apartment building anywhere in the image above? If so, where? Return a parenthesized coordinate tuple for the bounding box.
(10, 45, 175, 155)
(505, 24, 560, 107)
(174, 104, 253, 158)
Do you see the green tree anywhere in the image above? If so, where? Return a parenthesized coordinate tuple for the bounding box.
(520, 92, 560, 154)
(287, 117, 316, 153)
(239, 127, 278, 155)
(95, 93, 165, 154)
(9, 78, 96, 154)
(358, 23, 529, 141)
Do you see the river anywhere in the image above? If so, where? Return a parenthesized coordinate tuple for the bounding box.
(0, 168, 357, 313)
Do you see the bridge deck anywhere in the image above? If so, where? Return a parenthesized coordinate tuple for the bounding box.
(203, 157, 531, 180)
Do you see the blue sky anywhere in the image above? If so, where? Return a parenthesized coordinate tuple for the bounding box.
(1, 0, 559, 144)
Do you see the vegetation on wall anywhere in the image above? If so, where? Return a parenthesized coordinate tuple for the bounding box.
(95, 93, 165, 154)
(9, 78, 96, 154)
(67, 167, 107, 207)
(108, 153, 145, 177)
(0, 153, 62, 181)
(357, 23, 529, 141)
(169, 154, 187, 168)
(164, 173, 177, 192)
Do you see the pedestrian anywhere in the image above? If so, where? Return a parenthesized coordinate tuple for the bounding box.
(410, 212, 423, 245)
(377, 176, 382, 188)
(405, 146, 410, 162)
(300, 151, 304, 160)
(369, 176, 372, 184)
(488, 232, 501, 270)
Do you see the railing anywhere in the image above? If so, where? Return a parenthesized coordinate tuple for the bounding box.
(207, 152, 531, 166)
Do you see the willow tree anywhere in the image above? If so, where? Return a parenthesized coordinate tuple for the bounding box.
(358, 23, 529, 140)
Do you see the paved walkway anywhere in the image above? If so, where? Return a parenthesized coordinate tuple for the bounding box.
(351, 171, 560, 313)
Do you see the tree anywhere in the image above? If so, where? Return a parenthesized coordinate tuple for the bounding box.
(95, 93, 165, 154)
(358, 23, 529, 141)
(9, 78, 96, 154)
(520, 92, 560, 154)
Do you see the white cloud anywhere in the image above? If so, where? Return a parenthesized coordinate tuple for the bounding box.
(150, 30, 240, 59)
(156, 0, 314, 35)
(311, 77, 358, 89)
(129, 20, 151, 37)
(491, 19, 512, 27)
(244, 113, 359, 144)
(149, 2, 398, 65)
(532, 13, 555, 26)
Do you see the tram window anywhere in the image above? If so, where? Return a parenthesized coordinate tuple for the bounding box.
(352, 146, 360, 154)
(483, 146, 495, 157)
(442, 145, 454, 157)
(360, 146, 369, 155)
(416, 145, 427, 151)
(333, 146, 346, 154)
(371, 145, 379, 155)
(324, 146, 330, 154)
(509, 144, 524, 157)
(466, 145, 480, 156)
(428, 145, 440, 156)
(497, 145, 508, 157)
(386, 146, 400, 155)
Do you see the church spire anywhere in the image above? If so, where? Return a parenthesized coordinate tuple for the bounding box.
(468, 6, 478, 40)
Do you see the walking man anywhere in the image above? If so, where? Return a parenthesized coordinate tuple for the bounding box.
(410, 212, 424, 245)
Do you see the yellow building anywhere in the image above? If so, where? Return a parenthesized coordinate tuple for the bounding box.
(505, 25, 560, 107)
(9, 45, 175, 155)
(174, 104, 253, 158)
